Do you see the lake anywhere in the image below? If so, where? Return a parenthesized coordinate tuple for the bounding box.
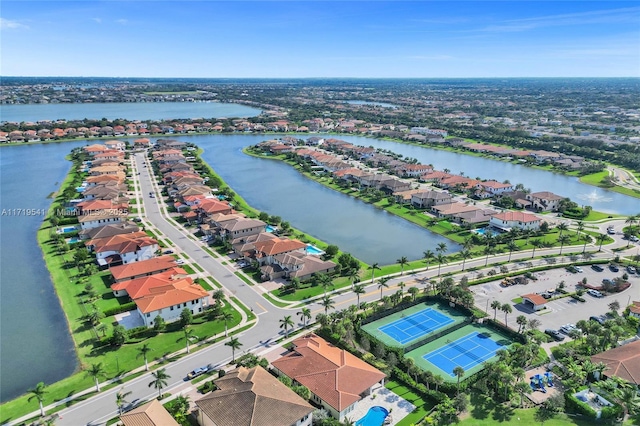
(0, 102, 262, 123)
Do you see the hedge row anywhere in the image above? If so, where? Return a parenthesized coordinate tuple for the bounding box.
(103, 302, 136, 317)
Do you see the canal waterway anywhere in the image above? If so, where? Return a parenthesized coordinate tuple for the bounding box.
(0, 141, 88, 402)
(328, 135, 640, 216)
(0, 102, 261, 123)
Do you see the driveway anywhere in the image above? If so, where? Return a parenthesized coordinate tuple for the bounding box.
(471, 265, 639, 332)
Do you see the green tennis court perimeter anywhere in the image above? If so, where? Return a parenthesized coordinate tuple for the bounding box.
(361, 301, 467, 347)
(405, 323, 515, 382)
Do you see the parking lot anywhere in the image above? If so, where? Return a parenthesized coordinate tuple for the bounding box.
(471, 264, 639, 333)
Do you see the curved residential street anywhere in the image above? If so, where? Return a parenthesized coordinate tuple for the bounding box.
(10, 151, 639, 426)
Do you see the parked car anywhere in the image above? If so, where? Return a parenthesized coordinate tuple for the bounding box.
(631, 235, 639, 242)
(589, 315, 606, 325)
(122, 398, 141, 413)
(607, 228, 616, 235)
(627, 265, 637, 274)
(176, 259, 185, 265)
(560, 324, 577, 335)
(609, 264, 619, 272)
(591, 264, 604, 272)
(164, 249, 174, 254)
(574, 266, 583, 273)
(545, 329, 565, 341)
(588, 289, 604, 298)
(601, 279, 614, 287)
(187, 364, 212, 380)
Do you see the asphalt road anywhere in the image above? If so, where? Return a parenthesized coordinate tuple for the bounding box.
(22, 152, 637, 426)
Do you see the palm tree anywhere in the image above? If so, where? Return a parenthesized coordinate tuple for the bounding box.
(347, 268, 360, 286)
(596, 233, 608, 251)
(137, 343, 152, 371)
(316, 273, 333, 295)
(377, 277, 390, 300)
(398, 281, 406, 296)
(149, 368, 170, 399)
(423, 250, 435, 270)
(557, 222, 568, 238)
(516, 315, 528, 333)
(507, 240, 518, 262)
(435, 253, 447, 278)
(397, 256, 409, 275)
(408, 286, 419, 301)
(501, 303, 513, 327)
(86, 362, 106, 392)
(617, 386, 640, 419)
(279, 315, 294, 338)
(491, 300, 501, 320)
(180, 327, 196, 354)
(436, 242, 447, 254)
(484, 245, 494, 266)
(218, 310, 234, 337)
(460, 249, 472, 271)
(530, 238, 542, 258)
(225, 337, 243, 362)
(576, 220, 585, 234)
(581, 234, 591, 253)
(211, 289, 225, 306)
(353, 283, 365, 307)
(625, 214, 639, 233)
(116, 388, 132, 415)
(558, 234, 570, 255)
(320, 295, 335, 314)
(28, 382, 48, 417)
(453, 366, 465, 393)
(297, 307, 311, 327)
(368, 263, 381, 283)
(432, 374, 444, 393)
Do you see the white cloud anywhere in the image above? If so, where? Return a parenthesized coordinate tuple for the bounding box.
(0, 18, 29, 30)
(116, 19, 128, 25)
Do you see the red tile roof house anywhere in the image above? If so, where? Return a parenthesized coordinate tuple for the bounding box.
(110, 255, 180, 283)
(271, 334, 386, 421)
(120, 399, 179, 426)
(78, 209, 129, 230)
(590, 340, 640, 385)
(261, 251, 337, 281)
(254, 237, 307, 266)
(134, 279, 209, 327)
(86, 231, 158, 267)
(489, 211, 542, 231)
(196, 366, 314, 426)
(475, 180, 514, 196)
(110, 269, 190, 298)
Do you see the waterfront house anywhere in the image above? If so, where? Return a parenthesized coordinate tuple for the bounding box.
(79, 209, 129, 230)
(263, 251, 336, 281)
(396, 164, 433, 178)
(110, 255, 179, 283)
(379, 178, 412, 194)
(475, 180, 514, 196)
(195, 366, 314, 426)
(253, 237, 307, 266)
(135, 279, 208, 327)
(76, 199, 129, 215)
(219, 218, 267, 241)
(453, 207, 498, 225)
(489, 211, 541, 231)
(271, 334, 386, 421)
(89, 165, 125, 176)
(120, 399, 179, 426)
(84, 144, 109, 156)
(411, 190, 453, 209)
(393, 188, 422, 204)
(81, 183, 128, 201)
(86, 231, 158, 266)
(78, 222, 140, 240)
(526, 191, 566, 212)
(84, 174, 125, 186)
(110, 270, 190, 298)
(431, 202, 480, 219)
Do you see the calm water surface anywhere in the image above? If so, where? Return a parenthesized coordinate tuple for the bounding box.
(0, 142, 87, 402)
(0, 102, 261, 123)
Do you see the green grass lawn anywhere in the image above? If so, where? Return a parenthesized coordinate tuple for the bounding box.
(580, 171, 640, 199)
(385, 380, 436, 426)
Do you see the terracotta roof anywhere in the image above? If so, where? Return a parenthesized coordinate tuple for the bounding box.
(630, 301, 640, 315)
(271, 334, 385, 412)
(79, 222, 140, 239)
(478, 180, 512, 189)
(522, 293, 548, 306)
(591, 340, 640, 385)
(110, 255, 178, 281)
(88, 231, 156, 254)
(254, 238, 306, 256)
(111, 270, 191, 299)
(120, 399, 179, 426)
(491, 211, 540, 223)
(196, 366, 313, 426)
(134, 279, 208, 314)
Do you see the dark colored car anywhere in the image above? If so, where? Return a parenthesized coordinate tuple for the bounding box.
(591, 264, 604, 272)
(544, 329, 565, 341)
(609, 264, 619, 272)
(589, 315, 606, 325)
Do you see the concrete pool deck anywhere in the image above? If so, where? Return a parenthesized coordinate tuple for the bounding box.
(348, 383, 415, 426)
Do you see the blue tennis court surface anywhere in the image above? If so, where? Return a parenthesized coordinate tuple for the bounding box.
(378, 308, 454, 345)
(423, 332, 504, 377)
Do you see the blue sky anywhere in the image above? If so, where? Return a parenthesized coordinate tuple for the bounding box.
(1, 1, 639, 78)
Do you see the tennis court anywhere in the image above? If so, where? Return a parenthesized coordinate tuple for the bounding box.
(405, 323, 513, 381)
(361, 301, 466, 347)
(424, 331, 504, 377)
(379, 308, 454, 345)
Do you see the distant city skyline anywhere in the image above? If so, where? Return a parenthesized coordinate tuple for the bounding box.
(1, 1, 639, 78)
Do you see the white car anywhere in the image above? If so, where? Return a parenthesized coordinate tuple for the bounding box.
(176, 259, 185, 265)
(560, 324, 577, 334)
(574, 266, 583, 273)
(587, 289, 604, 298)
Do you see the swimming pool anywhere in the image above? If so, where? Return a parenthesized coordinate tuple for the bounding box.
(265, 225, 276, 233)
(59, 226, 78, 233)
(474, 227, 502, 237)
(306, 244, 325, 255)
(68, 237, 80, 244)
(356, 406, 389, 426)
